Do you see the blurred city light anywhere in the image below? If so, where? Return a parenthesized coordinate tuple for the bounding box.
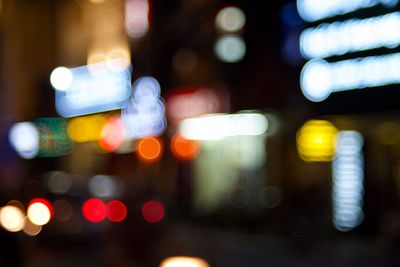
(214, 35, 246, 63)
(137, 137, 163, 162)
(27, 198, 53, 226)
(8, 122, 40, 159)
(36, 118, 74, 157)
(296, 0, 398, 22)
(215, 6, 246, 32)
(46, 171, 72, 194)
(88, 175, 119, 198)
(296, 120, 338, 162)
(166, 88, 222, 124)
(82, 198, 107, 223)
(55, 60, 131, 117)
(23, 216, 42, 236)
(142, 200, 165, 223)
(179, 112, 268, 140)
(301, 54, 400, 101)
(99, 116, 125, 152)
(67, 114, 108, 143)
(106, 200, 127, 222)
(170, 134, 200, 161)
(125, 0, 150, 39)
(332, 131, 364, 232)
(121, 76, 166, 139)
(300, 12, 400, 60)
(53, 199, 74, 222)
(160, 256, 210, 267)
(0, 205, 25, 232)
(50, 66, 74, 91)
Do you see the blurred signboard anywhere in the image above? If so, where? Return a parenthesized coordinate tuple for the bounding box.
(55, 61, 131, 117)
(297, 0, 400, 102)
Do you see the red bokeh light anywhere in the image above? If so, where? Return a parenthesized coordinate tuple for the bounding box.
(29, 198, 54, 218)
(107, 200, 127, 222)
(82, 198, 107, 223)
(142, 200, 165, 223)
(99, 116, 125, 152)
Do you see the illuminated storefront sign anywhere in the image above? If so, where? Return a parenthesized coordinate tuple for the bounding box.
(298, 0, 400, 101)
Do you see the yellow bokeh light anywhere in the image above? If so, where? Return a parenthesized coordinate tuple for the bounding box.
(0, 205, 25, 232)
(68, 114, 108, 143)
(27, 203, 51, 226)
(296, 120, 338, 162)
(160, 256, 210, 267)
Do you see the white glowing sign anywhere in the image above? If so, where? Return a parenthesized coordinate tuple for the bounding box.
(297, 0, 398, 22)
(55, 60, 131, 117)
(300, 12, 400, 59)
(298, 0, 400, 102)
(332, 131, 364, 232)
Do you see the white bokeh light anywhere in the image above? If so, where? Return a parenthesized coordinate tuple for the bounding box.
(215, 35, 246, 63)
(300, 59, 333, 102)
(216, 6, 246, 32)
(9, 122, 40, 159)
(50, 67, 74, 91)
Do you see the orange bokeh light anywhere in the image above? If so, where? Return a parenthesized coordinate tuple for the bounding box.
(137, 137, 163, 162)
(170, 134, 200, 160)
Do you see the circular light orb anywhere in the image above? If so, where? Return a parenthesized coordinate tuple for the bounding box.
(216, 6, 246, 32)
(142, 200, 165, 223)
(27, 198, 53, 226)
(46, 171, 72, 194)
(88, 175, 118, 198)
(9, 122, 39, 159)
(160, 256, 210, 267)
(300, 59, 333, 102)
(170, 134, 200, 160)
(107, 200, 127, 222)
(99, 117, 125, 152)
(50, 67, 73, 91)
(82, 198, 107, 223)
(133, 76, 161, 101)
(137, 137, 163, 162)
(0, 205, 25, 232)
(214, 35, 246, 63)
(23, 216, 42, 236)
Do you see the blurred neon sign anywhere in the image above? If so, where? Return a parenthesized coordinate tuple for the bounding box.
(298, 0, 400, 102)
(55, 60, 131, 117)
(297, 0, 398, 22)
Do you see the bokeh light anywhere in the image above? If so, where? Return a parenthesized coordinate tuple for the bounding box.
(88, 175, 119, 198)
(99, 116, 125, 152)
(179, 112, 268, 140)
(160, 256, 210, 267)
(142, 200, 165, 223)
(36, 117, 74, 157)
(23, 216, 42, 236)
(333, 131, 364, 232)
(137, 137, 163, 162)
(296, 120, 338, 162)
(8, 122, 40, 159)
(27, 198, 53, 226)
(82, 198, 107, 223)
(0, 205, 25, 232)
(67, 114, 108, 143)
(121, 76, 166, 140)
(53, 199, 74, 222)
(50, 66, 74, 91)
(107, 200, 127, 222)
(170, 134, 200, 160)
(214, 35, 246, 63)
(125, 0, 150, 39)
(215, 6, 246, 32)
(46, 171, 72, 194)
